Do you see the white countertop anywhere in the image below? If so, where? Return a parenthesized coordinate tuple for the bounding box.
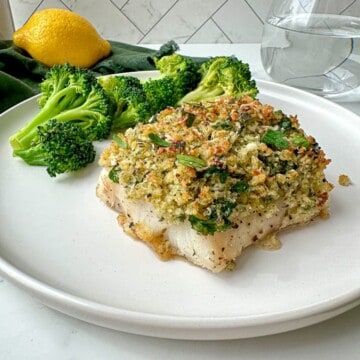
(1, 44, 359, 359)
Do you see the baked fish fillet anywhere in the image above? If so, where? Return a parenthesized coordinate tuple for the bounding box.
(97, 96, 332, 272)
(97, 169, 314, 272)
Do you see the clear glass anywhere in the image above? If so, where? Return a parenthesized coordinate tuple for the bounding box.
(261, 0, 360, 100)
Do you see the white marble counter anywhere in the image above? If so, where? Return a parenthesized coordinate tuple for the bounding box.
(1, 44, 359, 359)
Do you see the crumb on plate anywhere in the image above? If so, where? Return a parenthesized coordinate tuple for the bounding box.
(338, 174, 351, 186)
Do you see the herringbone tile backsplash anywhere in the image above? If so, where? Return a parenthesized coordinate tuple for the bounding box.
(9, 0, 272, 43)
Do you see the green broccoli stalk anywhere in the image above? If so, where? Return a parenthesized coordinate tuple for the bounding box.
(9, 64, 113, 151)
(99, 75, 151, 131)
(178, 56, 258, 104)
(48, 81, 113, 140)
(13, 120, 95, 177)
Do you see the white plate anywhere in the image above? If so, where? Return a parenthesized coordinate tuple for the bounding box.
(0, 71, 359, 340)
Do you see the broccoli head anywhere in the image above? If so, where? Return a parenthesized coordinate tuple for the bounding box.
(9, 64, 113, 152)
(178, 56, 258, 104)
(100, 75, 151, 131)
(152, 40, 179, 59)
(143, 76, 179, 113)
(154, 54, 200, 95)
(13, 120, 95, 177)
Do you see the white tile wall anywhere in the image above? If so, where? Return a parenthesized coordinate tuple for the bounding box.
(0, 0, 14, 38)
(187, 18, 231, 44)
(62, 0, 143, 43)
(212, 0, 263, 43)
(8, 0, 271, 43)
(122, 0, 177, 34)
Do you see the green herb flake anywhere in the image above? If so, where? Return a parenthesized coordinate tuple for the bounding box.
(185, 113, 196, 127)
(188, 215, 217, 235)
(292, 135, 310, 148)
(176, 154, 207, 169)
(148, 133, 170, 147)
(212, 120, 233, 130)
(231, 180, 249, 193)
(262, 129, 289, 150)
(113, 134, 128, 149)
(108, 166, 121, 183)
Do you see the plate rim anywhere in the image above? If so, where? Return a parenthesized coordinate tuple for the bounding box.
(1, 72, 360, 339)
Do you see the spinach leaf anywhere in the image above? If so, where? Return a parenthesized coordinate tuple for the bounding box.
(203, 166, 229, 183)
(188, 215, 217, 235)
(279, 118, 292, 131)
(262, 129, 289, 150)
(108, 166, 121, 183)
(231, 180, 249, 193)
(220, 200, 237, 218)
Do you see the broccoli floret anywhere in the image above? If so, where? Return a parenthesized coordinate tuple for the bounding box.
(101, 75, 179, 130)
(178, 56, 258, 104)
(153, 40, 179, 59)
(100, 75, 151, 131)
(9, 64, 113, 151)
(143, 77, 179, 113)
(13, 120, 95, 177)
(114, 100, 150, 130)
(100, 76, 142, 112)
(97, 55, 200, 131)
(154, 54, 200, 96)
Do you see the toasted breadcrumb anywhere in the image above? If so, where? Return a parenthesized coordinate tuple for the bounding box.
(100, 96, 332, 230)
(338, 174, 351, 186)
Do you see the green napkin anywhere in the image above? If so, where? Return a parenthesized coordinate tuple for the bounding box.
(0, 40, 205, 113)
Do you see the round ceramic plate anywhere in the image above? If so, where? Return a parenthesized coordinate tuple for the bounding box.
(0, 71, 359, 340)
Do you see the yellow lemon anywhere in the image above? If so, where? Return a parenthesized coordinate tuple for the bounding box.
(13, 8, 111, 68)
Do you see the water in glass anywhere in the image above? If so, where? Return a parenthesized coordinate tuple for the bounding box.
(261, 13, 360, 97)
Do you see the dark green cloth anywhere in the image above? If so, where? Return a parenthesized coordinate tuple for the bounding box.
(0, 40, 205, 113)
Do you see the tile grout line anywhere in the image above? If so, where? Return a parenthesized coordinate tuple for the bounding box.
(109, 0, 145, 35)
(28, 0, 45, 20)
(185, 0, 229, 44)
(6, 0, 15, 31)
(58, 0, 71, 10)
(137, 0, 179, 44)
(340, 0, 357, 14)
(184, 18, 211, 44)
(210, 17, 233, 43)
(243, 0, 264, 25)
(18, 0, 267, 44)
(120, 0, 130, 10)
